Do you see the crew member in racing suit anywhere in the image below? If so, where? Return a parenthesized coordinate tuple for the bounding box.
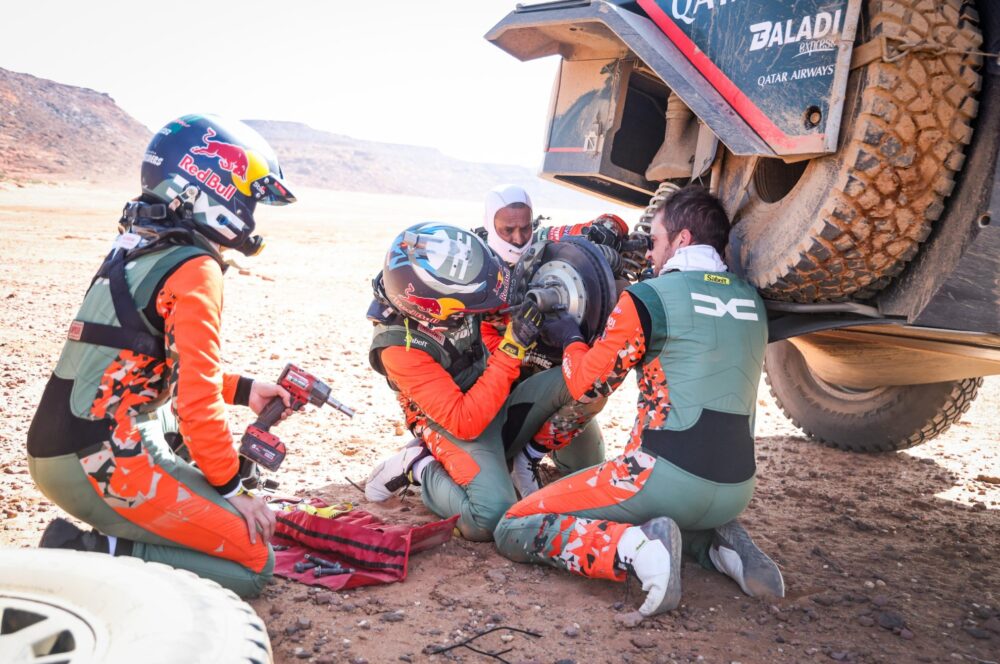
(474, 183, 630, 497)
(363, 223, 607, 540)
(493, 186, 785, 616)
(26, 115, 297, 597)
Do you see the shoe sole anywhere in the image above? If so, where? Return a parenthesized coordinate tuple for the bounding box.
(640, 516, 683, 614)
(715, 521, 785, 598)
(38, 518, 80, 549)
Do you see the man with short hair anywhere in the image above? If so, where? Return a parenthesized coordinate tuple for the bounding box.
(493, 186, 784, 617)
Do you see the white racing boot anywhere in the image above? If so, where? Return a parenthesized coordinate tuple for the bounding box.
(616, 517, 683, 616)
(364, 439, 430, 502)
(709, 519, 785, 598)
(510, 449, 542, 498)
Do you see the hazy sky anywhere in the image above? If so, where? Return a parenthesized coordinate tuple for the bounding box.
(1, 0, 559, 168)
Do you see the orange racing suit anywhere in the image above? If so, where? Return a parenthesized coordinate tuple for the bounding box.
(28, 244, 272, 596)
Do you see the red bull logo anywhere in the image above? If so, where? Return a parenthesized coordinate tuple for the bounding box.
(492, 266, 511, 303)
(190, 128, 249, 179)
(178, 154, 237, 201)
(402, 284, 465, 321)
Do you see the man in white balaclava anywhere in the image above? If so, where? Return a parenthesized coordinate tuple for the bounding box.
(478, 183, 630, 269)
(474, 184, 632, 502)
(483, 184, 534, 264)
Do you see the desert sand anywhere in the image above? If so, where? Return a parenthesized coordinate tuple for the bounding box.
(1, 182, 998, 664)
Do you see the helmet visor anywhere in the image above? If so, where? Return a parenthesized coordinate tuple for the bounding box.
(251, 172, 296, 205)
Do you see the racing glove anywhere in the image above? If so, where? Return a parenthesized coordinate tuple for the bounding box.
(581, 214, 628, 250)
(541, 312, 585, 350)
(498, 302, 544, 360)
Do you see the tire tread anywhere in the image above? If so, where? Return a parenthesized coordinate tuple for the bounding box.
(765, 358, 983, 452)
(760, 0, 982, 302)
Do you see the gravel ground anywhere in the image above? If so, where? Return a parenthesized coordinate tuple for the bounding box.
(1, 182, 997, 664)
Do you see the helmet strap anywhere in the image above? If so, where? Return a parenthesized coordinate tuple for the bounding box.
(115, 200, 179, 256)
(119, 200, 169, 234)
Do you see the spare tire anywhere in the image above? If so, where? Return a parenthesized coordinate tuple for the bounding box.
(724, 0, 983, 302)
(764, 340, 983, 452)
(0, 548, 271, 664)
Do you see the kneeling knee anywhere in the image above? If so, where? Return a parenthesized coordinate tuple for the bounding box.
(238, 546, 275, 598)
(458, 521, 494, 542)
(465, 501, 512, 542)
(492, 517, 534, 563)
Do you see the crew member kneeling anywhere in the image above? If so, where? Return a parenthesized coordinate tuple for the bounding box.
(364, 224, 606, 540)
(493, 186, 784, 616)
(27, 114, 296, 597)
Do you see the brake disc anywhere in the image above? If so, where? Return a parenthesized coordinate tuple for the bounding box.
(514, 236, 616, 343)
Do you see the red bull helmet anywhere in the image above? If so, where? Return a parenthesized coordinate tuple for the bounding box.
(381, 223, 512, 327)
(140, 114, 295, 255)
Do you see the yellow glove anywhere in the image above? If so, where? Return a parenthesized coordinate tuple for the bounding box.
(498, 303, 544, 360)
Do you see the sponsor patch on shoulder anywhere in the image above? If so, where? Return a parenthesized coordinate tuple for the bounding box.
(704, 274, 730, 285)
(68, 320, 84, 341)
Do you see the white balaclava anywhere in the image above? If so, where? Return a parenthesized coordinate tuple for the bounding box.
(484, 184, 533, 265)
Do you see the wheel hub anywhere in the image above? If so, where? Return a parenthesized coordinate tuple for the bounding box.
(0, 594, 97, 663)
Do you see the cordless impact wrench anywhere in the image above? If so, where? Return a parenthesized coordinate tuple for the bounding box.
(239, 364, 355, 474)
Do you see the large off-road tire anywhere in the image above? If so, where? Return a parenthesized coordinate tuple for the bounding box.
(0, 549, 271, 664)
(765, 340, 983, 452)
(724, 0, 982, 302)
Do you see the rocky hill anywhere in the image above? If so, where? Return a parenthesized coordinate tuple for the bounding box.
(0, 68, 149, 181)
(0, 68, 608, 209)
(244, 120, 603, 208)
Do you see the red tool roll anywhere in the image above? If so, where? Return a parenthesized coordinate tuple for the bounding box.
(271, 499, 458, 590)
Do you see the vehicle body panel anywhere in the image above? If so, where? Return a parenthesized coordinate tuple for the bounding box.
(489, 0, 1000, 385)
